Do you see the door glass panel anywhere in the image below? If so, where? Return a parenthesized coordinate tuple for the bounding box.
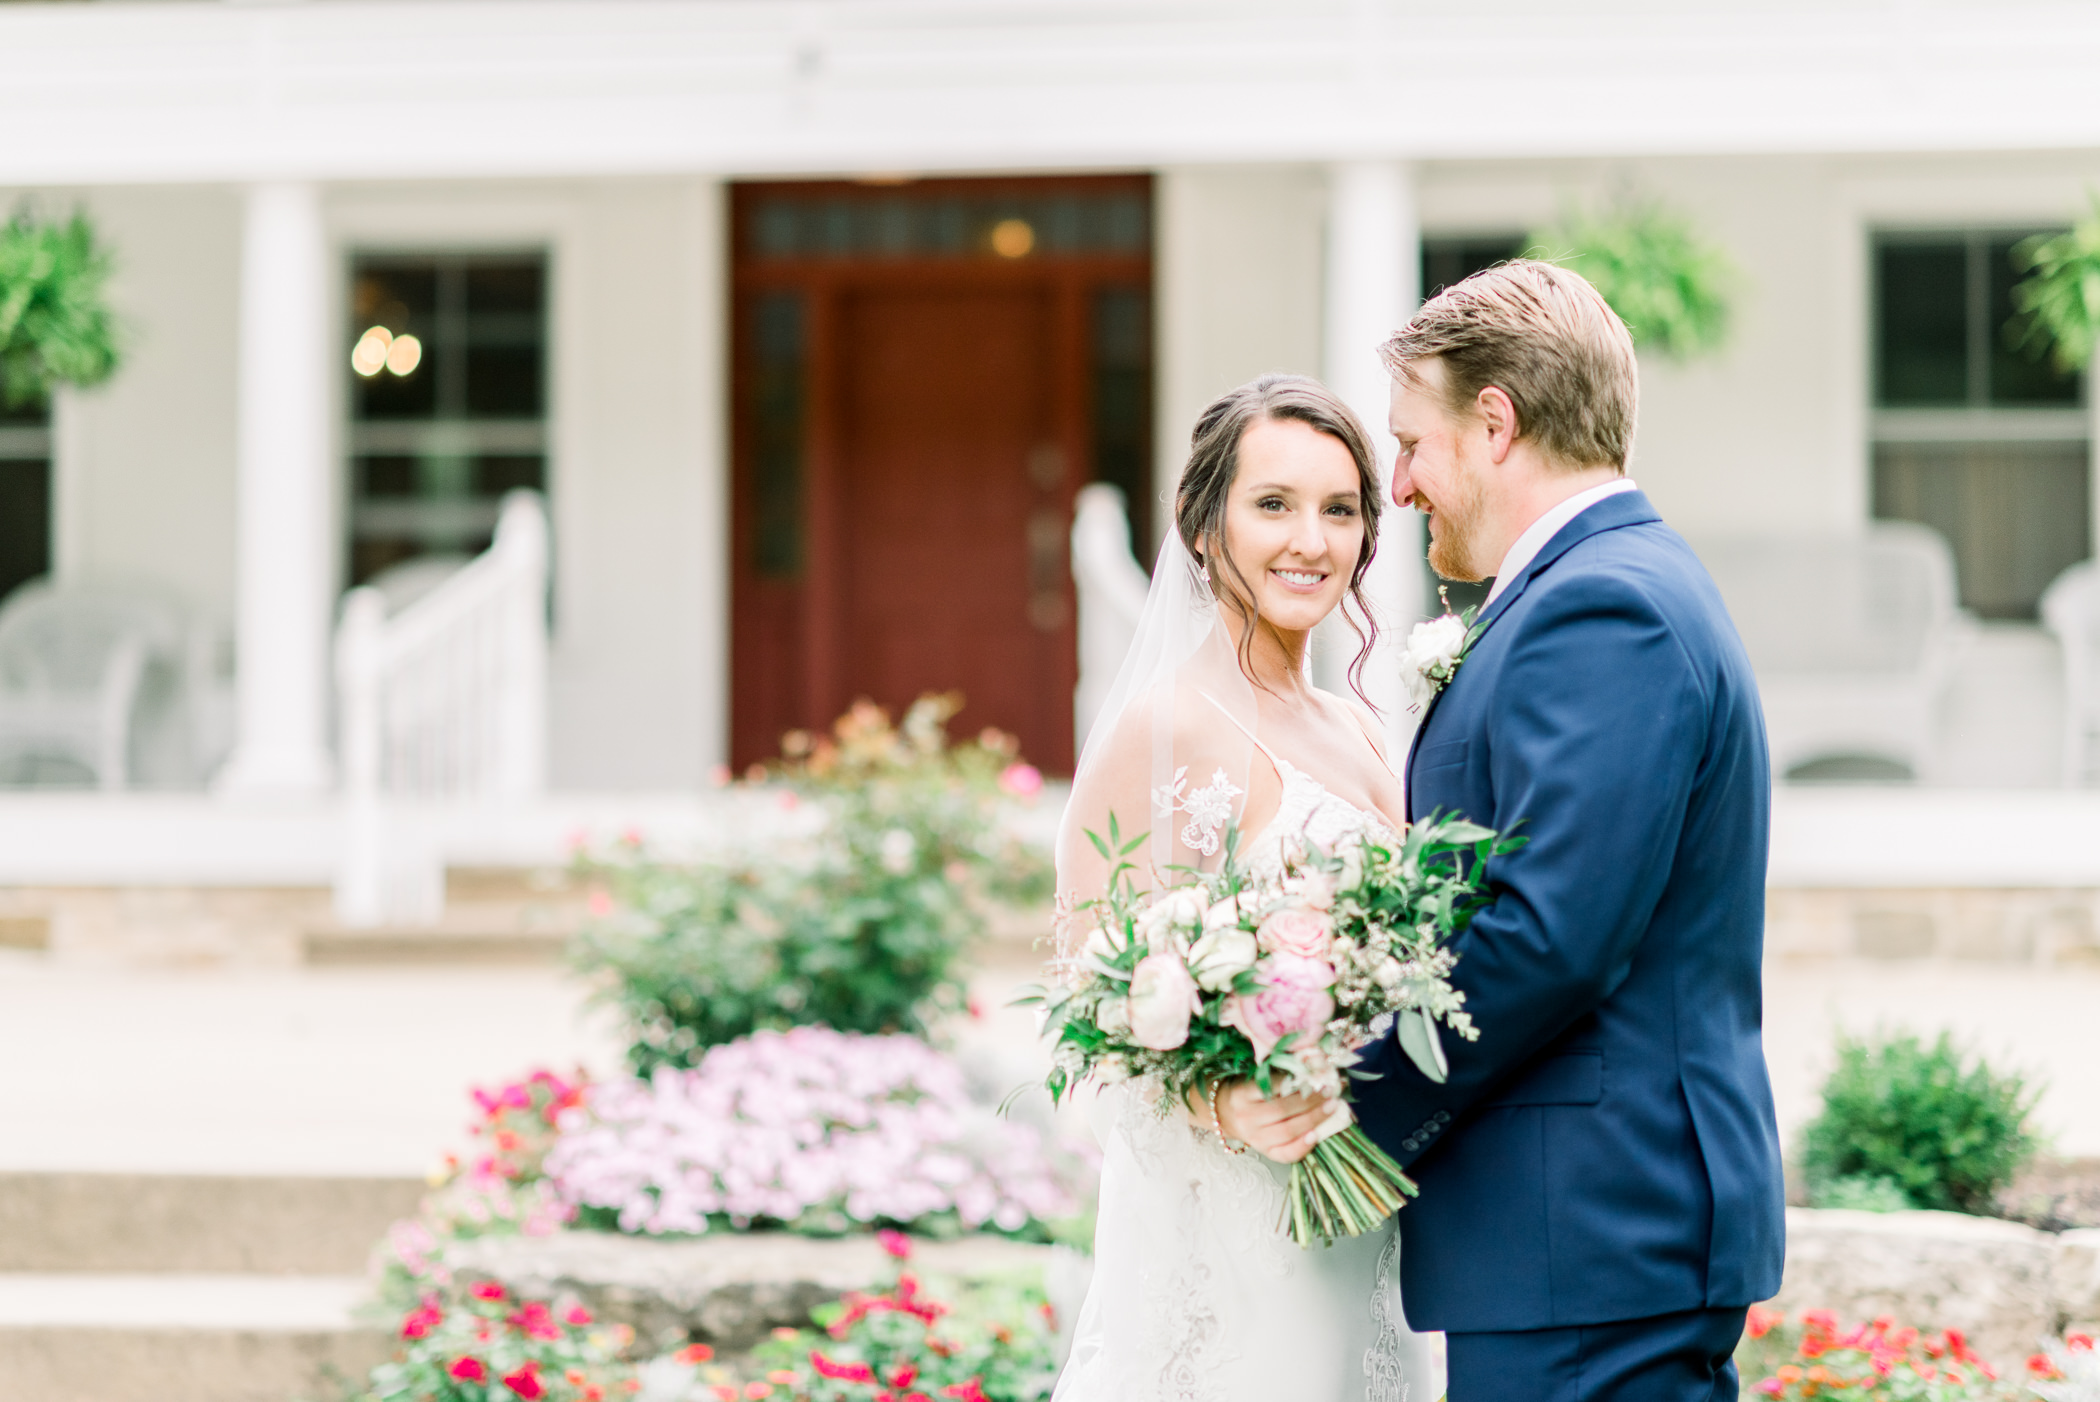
(1090, 286, 1151, 556)
(743, 188, 1150, 262)
(749, 290, 806, 580)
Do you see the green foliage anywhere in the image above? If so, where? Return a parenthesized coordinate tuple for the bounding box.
(0, 208, 121, 409)
(1529, 198, 1735, 360)
(574, 695, 1054, 1074)
(2010, 197, 2100, 373)
(1815, 1173, 1916, 1213)
(1802, 1030, 2039, 1215)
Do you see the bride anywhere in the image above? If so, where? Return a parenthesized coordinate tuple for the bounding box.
(1052, 375, 1439, 1402)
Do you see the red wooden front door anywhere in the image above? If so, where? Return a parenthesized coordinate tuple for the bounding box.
(730, 177, 1153, 776)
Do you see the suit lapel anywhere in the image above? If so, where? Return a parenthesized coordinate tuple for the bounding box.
(1401, 490, 1663, 813)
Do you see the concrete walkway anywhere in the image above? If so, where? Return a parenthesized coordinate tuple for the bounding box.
(3, 941, 2096, 1175)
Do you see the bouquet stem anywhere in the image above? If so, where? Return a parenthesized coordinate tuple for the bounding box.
(1284, 1123, 1417, 1247)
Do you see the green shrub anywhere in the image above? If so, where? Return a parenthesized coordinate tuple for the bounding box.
(1802, 1030, 2040, 1215)
(574, 694, 1053, 1073)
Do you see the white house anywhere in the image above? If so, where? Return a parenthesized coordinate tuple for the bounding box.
(7, 0, 2100, 944)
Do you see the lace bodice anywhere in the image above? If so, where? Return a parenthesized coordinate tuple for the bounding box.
(1239, 755, 1400, 884)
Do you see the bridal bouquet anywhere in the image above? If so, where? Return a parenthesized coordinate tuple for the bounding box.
(1027, 813, 1518, 1247)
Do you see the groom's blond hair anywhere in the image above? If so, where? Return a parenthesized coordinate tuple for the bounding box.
(1379, 259, 1638, 472)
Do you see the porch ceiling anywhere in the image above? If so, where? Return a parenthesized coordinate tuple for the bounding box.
(3, 1, 2099, 187)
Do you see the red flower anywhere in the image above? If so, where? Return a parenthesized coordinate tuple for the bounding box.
(888, 1363, 919, 1388)
(2030, 1352, 2065, 1379)
(508, 1301, 562, 1341)
(450, 1357, 489, 1383)
(709, 1388, 738, 1402)
(502, 1362, 546, 1399)
(877, 1229, 914, 1261)
(2070, 1332, 2095, 1351)
(675, 1344, 715, 1365)
(400, 1296, 444, 1340)
(939, 1382, 990, 1402)
(1744, 1305, 1781, 1341)
(811, 1351, 876, 1384)
(470, 1281, 507, 1302)
(565, 1305, 594, 1327)
(742, 1384, 773, 1400)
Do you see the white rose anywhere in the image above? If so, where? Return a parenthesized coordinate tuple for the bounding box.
(1126, 952, 1202, 1050)
(1095, 994, 1132, 1037)
(1402, 614, 1471, 705)
(1187, 925, 1259, 992)
(1135, 887, 1206, 953)
(1082, 922, 1131, 979)
(1202, 894, 1244, 932)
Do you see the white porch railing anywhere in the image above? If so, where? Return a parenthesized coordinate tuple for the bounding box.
(1070, 483, 1151, 757)
(2043, 559, 2100, 787)
(335, 490, 549, 925)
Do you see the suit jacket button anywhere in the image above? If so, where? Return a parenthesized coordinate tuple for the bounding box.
(1434, 1111, 1452, 1125)
(1402, 1138, 1420, 1152)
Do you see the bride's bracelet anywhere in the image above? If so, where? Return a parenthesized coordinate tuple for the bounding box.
(1208, 1079, 1248, 1156)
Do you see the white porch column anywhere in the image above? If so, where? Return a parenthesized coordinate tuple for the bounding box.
(1322, 160, 1424, 760)
(217, 182, 335, 795)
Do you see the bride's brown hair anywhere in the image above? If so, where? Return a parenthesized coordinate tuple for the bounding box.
(1176, 374, 1383, 704)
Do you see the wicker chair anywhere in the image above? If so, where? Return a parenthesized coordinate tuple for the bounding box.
(1690, 523, 1966, 782)
(0, 580, 187, 788)
(2042, 559, 2100, 787)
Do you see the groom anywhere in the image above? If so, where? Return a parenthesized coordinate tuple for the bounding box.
(1357, 261, 1782, 1399)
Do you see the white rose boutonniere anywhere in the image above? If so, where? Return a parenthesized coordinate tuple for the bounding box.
(1402, 591, 1486, 709)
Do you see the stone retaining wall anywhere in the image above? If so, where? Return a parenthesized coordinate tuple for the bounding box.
(1771, 1208, 2100, 1362)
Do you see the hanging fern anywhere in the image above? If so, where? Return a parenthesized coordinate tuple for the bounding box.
(0, 208, 122, 411)
(1529, 199, 1735, 361)
(2009, 197, 2100, 374)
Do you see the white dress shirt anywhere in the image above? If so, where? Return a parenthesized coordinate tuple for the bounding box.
(1483, 477, 1640, 607)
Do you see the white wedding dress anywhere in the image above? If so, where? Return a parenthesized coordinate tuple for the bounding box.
(1054, 748, 1439, 1402)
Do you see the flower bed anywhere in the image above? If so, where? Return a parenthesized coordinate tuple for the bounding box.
(548, 1027, 1084, 1240)
(1739, 1308, 2096, 1400)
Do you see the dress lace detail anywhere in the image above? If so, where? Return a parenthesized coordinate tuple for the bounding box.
(1152, 765, 1245, 858)
(1363, 1229, 1409, 1402)
(1057, 765, 1432, 1402)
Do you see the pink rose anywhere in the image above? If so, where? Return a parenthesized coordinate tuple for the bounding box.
(1127, 953, 1202, 1050)
(1257, 905, 1333, 960)
(1224, 954, 1336, 1060)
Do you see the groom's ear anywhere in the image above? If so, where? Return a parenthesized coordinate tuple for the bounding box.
(1475, 385, 1520, 464)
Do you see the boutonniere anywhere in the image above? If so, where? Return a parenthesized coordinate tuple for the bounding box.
(1402, 587, 1489, 710)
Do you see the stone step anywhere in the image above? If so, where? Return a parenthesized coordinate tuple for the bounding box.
(0, 1173, 423, 1274)
(301, 925, 569, 966)
(0, 1273, 386, 1402)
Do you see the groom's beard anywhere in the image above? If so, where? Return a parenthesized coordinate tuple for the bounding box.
(1424, 465, 1489, 582)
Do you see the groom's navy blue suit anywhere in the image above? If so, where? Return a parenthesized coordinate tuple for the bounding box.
(1355, 490, 1785, 1400)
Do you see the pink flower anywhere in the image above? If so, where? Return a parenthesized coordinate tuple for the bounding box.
(1257, 905, 1333, 960)
(877, 1228, 914, 1260)
(470, 1281, 507, 1302)
(451, 1357, 489, 1384)
(400, 1297, 444, 1339)
(587, 888, 614, 918)
(502, 1361, 546, 1399)
(1127, 953, 1202, 1050)
(997, 763, 1043, 799)
(1223, 954, 1336, 1060)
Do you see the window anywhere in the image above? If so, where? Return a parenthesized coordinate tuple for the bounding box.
(1871, 231, 2088, 620)
(0, 399, 51, 605)
(346, 253, 548, 585)
(1417, 235, 1526, 614)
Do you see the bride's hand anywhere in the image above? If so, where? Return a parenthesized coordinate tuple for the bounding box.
(1210, 1080, 1336, 1164)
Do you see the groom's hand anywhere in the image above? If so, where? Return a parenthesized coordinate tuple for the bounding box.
(1214, 1081, 1335, 1164)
